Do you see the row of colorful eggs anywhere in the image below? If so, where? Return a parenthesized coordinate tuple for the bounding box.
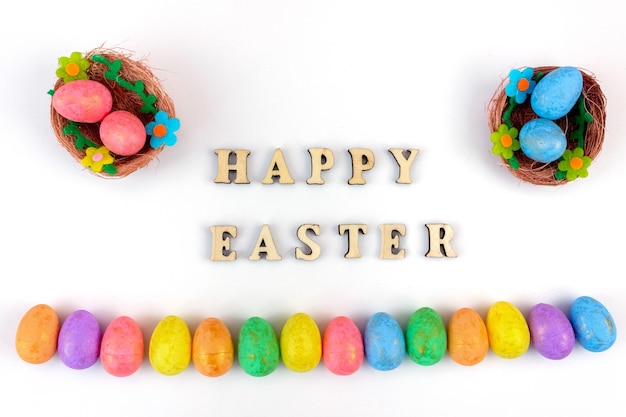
(15, 296, 615, 377)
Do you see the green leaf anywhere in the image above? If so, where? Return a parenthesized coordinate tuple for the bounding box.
(508, 156, 519, 170)
(555, 170, 566, 181)
(75, 135, 86, 150)
(103, 164, 117, 175)
(135, 79, 145, 93)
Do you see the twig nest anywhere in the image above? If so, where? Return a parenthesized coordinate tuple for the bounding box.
(487, 66, 606, 185)
(49, 49, 180, 178)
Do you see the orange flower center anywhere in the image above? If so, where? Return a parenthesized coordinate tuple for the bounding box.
(570, 156, 584, 170)
(153, 124, 167, 138)
(500, 134, 513, 148)
(65, 62, 80, 77)
(517, 78, 530, 92)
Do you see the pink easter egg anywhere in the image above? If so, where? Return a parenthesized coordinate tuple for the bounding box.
(100, 110, 147, 156)
(100, 316, 144, 377)
(322, 316, 364, 375)
(52, 80, 113, 123)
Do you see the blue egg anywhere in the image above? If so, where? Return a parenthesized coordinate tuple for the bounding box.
(364, 312, 405, 371)
(570, 296, 616, 352)
(531, 66, 583, 120)
(519, 118, 567, 163)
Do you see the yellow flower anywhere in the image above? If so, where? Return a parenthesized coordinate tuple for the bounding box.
(81, 146, 114, 172)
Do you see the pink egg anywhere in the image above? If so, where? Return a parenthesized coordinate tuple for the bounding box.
(322, 316, 364, 375)
(100, 316, 144, 377)
(100, 110, 147, 156)
(52, 80, 113, 123)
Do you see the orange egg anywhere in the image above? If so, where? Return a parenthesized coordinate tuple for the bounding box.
(15, 304, 60, 364)
(192, 318, 234, 377)
(447, 307, 489, 366)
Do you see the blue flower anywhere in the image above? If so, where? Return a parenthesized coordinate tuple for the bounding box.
(505, 68, 536, 104)
(146, 111, 180, 148)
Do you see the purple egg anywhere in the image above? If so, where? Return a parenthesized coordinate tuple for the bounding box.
(58, 310, 102, 369)
(528, 303, 575, 360)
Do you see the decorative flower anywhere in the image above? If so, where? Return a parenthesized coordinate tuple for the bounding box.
(490, 124, 520, 159)
(558, 147, 591, 181)
(146, 111, 180, 148)
(81, 146, 114, 172)
(56, 52, 90, 82)
(505, 68, 536, 104)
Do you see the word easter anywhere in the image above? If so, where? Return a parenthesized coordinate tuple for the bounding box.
(213, 148, 420, 184)
(210, 223, 456, 261)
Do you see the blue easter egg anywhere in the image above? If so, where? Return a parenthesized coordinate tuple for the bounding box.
(570, 296, 616, 352)
(531, 66, 583, 120)
(519, 118, 567, 163)
(364, 312, 405, 371)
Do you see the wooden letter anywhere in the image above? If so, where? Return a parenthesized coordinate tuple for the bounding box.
(347, 148, 375, 185)
(379, 224, 406, 259)
(295, 224, 321, 261)
(210, 225, 237, 261)
(214, 149, 251, 184)
(388, 148, 419, 184)
(338, 224, 368, 258)
(425, 223, 457, 258)
(261, 148, 296, 184)
(249, 225, 283, 260)
(307, 148, 335, 185)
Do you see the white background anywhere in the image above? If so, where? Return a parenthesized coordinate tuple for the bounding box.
(1, 1, 624, 416)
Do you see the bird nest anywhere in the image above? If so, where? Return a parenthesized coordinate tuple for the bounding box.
(49, 48, 179, 178)
(486, 66, 606, 185)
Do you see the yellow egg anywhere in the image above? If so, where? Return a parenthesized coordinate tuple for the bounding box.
(486, 301, 530, 359)
(280, 312, 322, 372)
(149, 315, 191, 375)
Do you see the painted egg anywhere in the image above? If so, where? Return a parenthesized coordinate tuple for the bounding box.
(363, 312, 405, 371)
(519, 118, 567, 163)
(486, 301, 530, 359)
(280, 312, 322, 372)
(447, 307, 488, 366)
(322, 316, 364, 375)
(58, 309, 102, 369)
(238, 317, 280, 377)
(406, 307, 447, 366)
(52, 80, 113, 123)
(100, 316, 144, 377)
(528, 303, 575, 360)
(531, 66, 583, 120)
(570, 296, 616, 352)
(149, 315, 191, 376)
(15, 304, 60, 364)
(99, 110, 147, 156)
(192, 317, 234, 377)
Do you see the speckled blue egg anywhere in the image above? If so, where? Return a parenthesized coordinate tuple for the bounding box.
(364, 312, 405, 371)
(519, 118, 567, 163)
(531, 66, 583, 120)
(570, 296, 616, 352)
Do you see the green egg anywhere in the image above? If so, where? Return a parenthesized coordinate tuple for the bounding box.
(238, 317, 280, 377)
(406, 307, 447, 366)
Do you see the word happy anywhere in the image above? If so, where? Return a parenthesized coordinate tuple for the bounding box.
(213, 148, 420, 184)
